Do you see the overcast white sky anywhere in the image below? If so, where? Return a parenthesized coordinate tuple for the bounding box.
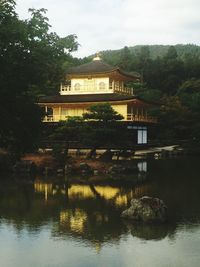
(16, 0, 200, 58)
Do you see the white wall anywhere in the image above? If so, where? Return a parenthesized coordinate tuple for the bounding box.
(61, 77, 113, 95)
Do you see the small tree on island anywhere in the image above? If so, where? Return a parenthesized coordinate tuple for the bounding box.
(82, 103, 123, 122)
(82, 103, 125, 158)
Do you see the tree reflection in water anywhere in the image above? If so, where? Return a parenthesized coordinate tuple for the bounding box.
(0, 176, 174, 251)
(1, 157, 200, 252)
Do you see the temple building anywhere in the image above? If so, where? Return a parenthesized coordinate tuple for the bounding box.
(38, 55, 157, 144)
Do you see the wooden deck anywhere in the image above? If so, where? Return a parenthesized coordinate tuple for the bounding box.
(43, 114, 157, 123)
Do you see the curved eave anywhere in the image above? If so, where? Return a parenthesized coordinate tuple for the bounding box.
(67, 68, 140, 81)
(117, 69, 141, 81)
(38, 96, 158, 108)
(38, 99, 136, 105)
(38, 94, 136, 105)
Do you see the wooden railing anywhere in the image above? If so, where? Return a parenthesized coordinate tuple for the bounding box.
(126, 114, 157, 123)
(60, 84, 134, 95)
(43, 116, 54, 122)
(43, 115, 61, 122)
(111, 85, 134, 95)
(60, 84, 111, 94)
(43, 114, 157, 123)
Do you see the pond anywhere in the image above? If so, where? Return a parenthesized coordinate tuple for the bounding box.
(0, 157, 200, 267)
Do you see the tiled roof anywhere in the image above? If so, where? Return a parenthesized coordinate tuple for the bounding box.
(38, 93, 137, 103)
(67, 60, 116, 74)
(67, 59, 140, 79)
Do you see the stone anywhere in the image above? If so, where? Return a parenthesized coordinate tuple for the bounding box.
(57, 168, 63, 174)
(79, 162, 91, 170)
(108, 164, 125, 174)
(64, 164, 73, 174)
(79, 162, 92, 175)
(13, 160, 36, 174)
(93, 170, 99, 175)
(108, 164, 139, 175)
(44, 166, 54, 175)
(99, 150, 113, 161)
(121, 196, 167, 223)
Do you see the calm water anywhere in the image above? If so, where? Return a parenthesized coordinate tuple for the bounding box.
(0, 157, 200, 267)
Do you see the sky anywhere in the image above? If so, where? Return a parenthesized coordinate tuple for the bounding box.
(16, 0, 200, 58)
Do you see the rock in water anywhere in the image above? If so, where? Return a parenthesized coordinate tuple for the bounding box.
(121, 196, 167, 223)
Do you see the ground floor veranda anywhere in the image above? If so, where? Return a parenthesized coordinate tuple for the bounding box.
(40, 101, 157, 124)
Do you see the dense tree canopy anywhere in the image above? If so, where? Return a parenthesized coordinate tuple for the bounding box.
(83, 103, 124, 122)
(99, 45, 200, 144)
(0, 0, 79, 155)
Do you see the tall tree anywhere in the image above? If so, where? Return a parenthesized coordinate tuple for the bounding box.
(0, 1, 79, 155)
(119, 46, 133, 70)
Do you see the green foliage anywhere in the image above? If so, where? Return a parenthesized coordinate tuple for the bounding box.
(83, 103, 124, 122)
(98, 45, 200, 96)
(24, 8, 79, 96)
(101, 44, 200, 62)
(153, 96, 193, 141)
(118, 46, 132, 70)
(96, 45, 200, 145)
(49, 120, 130, 151)
(81, 122, 129, 149)
(0, 1, 79, 155)
(165, 46, 178, 59)
(48, 105, 129, 151)
(49, 116, 83, 142)
(178, 79, 200, 112)
(133, 83, 162, 102)
(179, 78, 200, 94)
(0, 97, 42, 154)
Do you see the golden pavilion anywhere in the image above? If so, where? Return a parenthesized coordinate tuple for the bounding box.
(38, 55, 157, 144)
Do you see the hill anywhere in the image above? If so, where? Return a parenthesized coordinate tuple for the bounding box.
(84, 44, 200, 66)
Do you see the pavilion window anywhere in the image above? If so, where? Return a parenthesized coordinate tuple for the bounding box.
(74, 83, 81, 91)
(137, 127, 147, 144)
(109, 80, 113, 89)
(99, 82, 106, 90)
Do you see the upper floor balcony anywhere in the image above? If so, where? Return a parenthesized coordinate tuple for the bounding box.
(60, 83, 134, 96)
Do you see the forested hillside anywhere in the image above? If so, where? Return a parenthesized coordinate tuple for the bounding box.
(88, 45, 200, 146)
(89, 45, 200, 95)
(99, 44, 200, 62)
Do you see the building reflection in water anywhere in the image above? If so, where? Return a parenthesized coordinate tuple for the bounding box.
(32, 160, 176, 248)
(33, 166, 153, 251)
(1, 158, 200, 264)
(60, 209, 87, 234)
(2, 157, 188, 252)
(33, 165, 152, 250)
(34, 160, 148, 205)
(34, 182, 53, 201)
(34, 182, 151, 207)
(137, 161, 147, 172)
